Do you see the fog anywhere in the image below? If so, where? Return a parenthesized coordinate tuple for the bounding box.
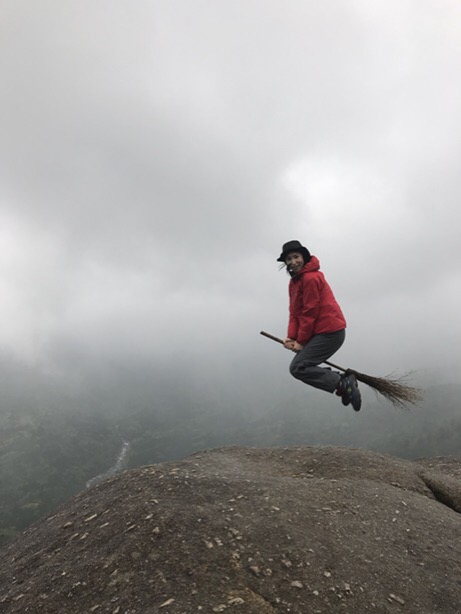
(1, 0, 461, 423)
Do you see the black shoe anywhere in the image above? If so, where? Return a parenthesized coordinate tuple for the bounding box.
(338, 374, 362, 411)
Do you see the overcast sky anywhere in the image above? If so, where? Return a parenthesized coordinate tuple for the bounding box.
(1, 0, 461, 402)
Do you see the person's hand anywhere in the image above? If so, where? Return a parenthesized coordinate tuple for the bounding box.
(291, 341, 304, 352)
(283, 338, 295, 350)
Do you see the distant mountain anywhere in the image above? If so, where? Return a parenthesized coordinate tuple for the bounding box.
(1, 445, 461, 613)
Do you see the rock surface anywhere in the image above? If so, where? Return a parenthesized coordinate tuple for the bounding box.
(1, 445, 461, 613)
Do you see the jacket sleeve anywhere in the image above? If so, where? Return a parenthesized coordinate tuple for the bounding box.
(287, 314, 298, 340)
(287, 283, 298, 339)
(297, 274, 322, 345)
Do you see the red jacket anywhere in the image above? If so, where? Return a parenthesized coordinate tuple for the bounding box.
(287, 256, 346, 345)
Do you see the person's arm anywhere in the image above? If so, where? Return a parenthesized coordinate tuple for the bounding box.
(287, 282, 299, 341)
(296, 275, 322, 345)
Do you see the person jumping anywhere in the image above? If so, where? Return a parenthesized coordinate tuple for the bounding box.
(277, 240, 361, 411)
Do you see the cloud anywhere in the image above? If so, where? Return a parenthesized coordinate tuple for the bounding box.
(0, 0, 460, 384)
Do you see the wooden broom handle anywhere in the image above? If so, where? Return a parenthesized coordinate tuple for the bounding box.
(259, 330, 346, 372)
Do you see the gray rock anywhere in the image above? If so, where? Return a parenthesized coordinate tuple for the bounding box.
(0, 445, 461, 613)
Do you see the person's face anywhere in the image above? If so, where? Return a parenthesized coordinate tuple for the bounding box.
(285, 251, 304, 273)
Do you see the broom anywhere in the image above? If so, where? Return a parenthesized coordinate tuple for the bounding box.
(260, 331, 423, 409)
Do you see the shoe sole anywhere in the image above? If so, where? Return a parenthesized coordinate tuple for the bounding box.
(349, 374, 362, 411)
(338, 374, 361, 410)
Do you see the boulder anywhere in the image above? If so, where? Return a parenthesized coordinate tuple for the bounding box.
(1, 445, 461, 613)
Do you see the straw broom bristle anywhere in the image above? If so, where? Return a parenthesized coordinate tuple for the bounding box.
(347, 369, 423, 409)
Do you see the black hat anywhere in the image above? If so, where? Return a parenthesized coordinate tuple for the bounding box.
(276, 240, 311, 263)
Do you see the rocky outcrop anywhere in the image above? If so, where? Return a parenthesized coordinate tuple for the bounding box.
(1, 445, 461, 613)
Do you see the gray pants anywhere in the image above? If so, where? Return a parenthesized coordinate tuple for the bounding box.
(289, 329, 346, 393)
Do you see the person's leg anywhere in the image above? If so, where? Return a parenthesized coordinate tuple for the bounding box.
(289, 330, 345, 392)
